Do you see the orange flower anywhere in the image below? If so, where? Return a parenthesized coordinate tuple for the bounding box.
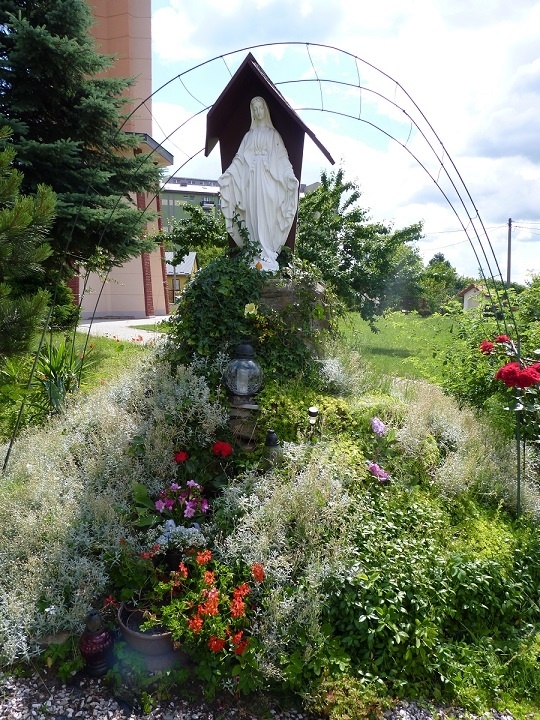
(233, 583, 250, 599)
(229, 629, 244, 647)
(196, 549, 212, 565)
(251, 563, 265, 583)
(230, 597, 246, 618)
(203, 570, 216, 586)
(188, 614, 204, 633)
(208, 636, 226, 653)
(234, 638, 249, 655)
(177, 562, 189, 579)
(199, 587, 220, 616)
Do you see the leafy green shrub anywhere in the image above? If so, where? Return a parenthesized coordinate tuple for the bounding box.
(164, 252, 341, 382)
(166, 252, 266, 361)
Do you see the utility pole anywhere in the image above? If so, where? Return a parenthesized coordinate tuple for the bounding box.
(506, 218, 512, 286)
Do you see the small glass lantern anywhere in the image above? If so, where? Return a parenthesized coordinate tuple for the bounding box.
(223, 344, 263, 403)
(262, 429, 284, 468)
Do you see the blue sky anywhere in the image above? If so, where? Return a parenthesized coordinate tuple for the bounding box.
(150, 0, 540, 284)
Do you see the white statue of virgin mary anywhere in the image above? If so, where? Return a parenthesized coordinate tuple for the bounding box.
(218, 96, 299, 272)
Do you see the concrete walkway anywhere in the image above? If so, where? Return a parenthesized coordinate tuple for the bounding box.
(78, 316, 170, 344)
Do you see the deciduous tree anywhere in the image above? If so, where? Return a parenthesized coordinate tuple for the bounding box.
(296, 168, 422, 326)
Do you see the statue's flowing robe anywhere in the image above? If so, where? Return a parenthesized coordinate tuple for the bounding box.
(219, 125, 299, 269)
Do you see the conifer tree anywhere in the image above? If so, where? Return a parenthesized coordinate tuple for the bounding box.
(0, 128, 56, 358)
(0, 0, 162, 281)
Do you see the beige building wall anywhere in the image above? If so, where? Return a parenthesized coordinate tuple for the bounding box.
(90, 0, 152, 134)
(80, 0, 168, 319)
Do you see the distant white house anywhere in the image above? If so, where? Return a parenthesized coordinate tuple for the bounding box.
(165, 251, 198, 302)
(458, 284, 488, 311)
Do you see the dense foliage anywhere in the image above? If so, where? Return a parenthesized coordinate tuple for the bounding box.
(442, 278, 540, 443)
(0, 0, 162, 283)
(166, 249, 341, 382)
(0, 128, 55, 359)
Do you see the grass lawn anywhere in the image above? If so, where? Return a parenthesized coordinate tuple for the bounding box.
(340, 311, 456, 385)
(79, 332, 151, 389)
(129, 320, 171, 334)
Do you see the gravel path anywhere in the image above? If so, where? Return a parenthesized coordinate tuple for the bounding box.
(0, 671, 516, 720)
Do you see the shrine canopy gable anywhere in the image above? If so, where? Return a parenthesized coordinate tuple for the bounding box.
(205, 52, 334, 182)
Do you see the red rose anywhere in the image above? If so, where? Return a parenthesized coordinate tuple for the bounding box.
(212, 441, 233, 458)
(515, 367, 540, 389)
(479, 340, 495, 354)
(174, 451, 189, 463)
(495, 335, 510, 343)
(495, 362, 540, 389)
(495, 362, 522, 387)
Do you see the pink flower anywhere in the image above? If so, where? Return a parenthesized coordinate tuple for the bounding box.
(200, 498, 209, 513)
(154, 499, 166, 512)
(184, 500, 197, 518)
(187, 480, 201, 489)
(367, 462, 390, 481)
(170, 483, 180, 491)
(164, 498, 174, 510)
(370, 417, 387, 437)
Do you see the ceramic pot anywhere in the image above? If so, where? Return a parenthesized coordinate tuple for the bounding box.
(117, 602, 187, 671)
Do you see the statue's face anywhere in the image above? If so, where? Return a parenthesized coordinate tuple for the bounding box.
(251, 98, 266, 122)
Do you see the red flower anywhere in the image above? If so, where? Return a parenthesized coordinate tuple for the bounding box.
(174, 451, 189, 463)
(212, 441, 233, 458)
(188, 614, 204, 633)
(495, 335, 510, 343)
(196, 549, 212, 565)
(251, 563, 265, 583)
(233, 583, 251, 599)
(199, 588, 220, 616)
(203, 570, 216, 586)
(479, 340, 495, 354)
(103, 595, 118, 609)
(515, 367, 540, 388)
(230, 597, 246, 618)
(495, 362, 522, 387)
(495, 362, 540, 389)
(208, 636, 226, 653)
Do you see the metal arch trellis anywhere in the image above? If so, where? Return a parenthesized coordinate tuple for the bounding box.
(120, 40, 520, 337)
(2, 42, 526, 510)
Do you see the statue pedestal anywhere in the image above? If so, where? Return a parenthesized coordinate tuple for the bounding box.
(259, 278, 330, 349)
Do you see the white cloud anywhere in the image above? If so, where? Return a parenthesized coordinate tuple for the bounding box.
(151, 0, 540, 284)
